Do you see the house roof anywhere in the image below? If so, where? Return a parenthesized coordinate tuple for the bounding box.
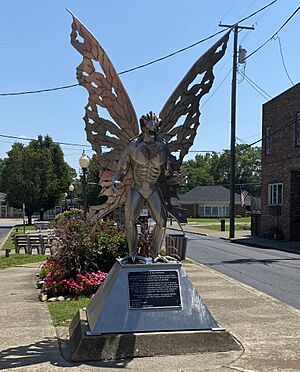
(0, 192, 6, 202)
(178, 185, 251, 204)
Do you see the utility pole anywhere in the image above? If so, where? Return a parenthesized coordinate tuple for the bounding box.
(219, 23, 254, 238)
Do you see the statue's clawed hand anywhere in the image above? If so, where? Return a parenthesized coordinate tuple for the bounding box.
(112, 179, 123, 195)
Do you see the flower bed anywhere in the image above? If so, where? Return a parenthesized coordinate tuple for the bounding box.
(37, 210, 127, 301)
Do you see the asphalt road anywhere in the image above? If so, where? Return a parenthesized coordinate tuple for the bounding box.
(184, 231, 300, 310)
(0, 228, 11, 244)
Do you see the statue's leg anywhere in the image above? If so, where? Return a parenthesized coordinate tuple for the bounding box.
(146, 191, 167, 258)
(125, 189, 145, 255)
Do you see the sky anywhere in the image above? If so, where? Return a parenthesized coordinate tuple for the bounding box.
(1, 0, 299, 175)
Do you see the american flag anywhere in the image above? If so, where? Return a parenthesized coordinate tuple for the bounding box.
(240, 189, 249, 207)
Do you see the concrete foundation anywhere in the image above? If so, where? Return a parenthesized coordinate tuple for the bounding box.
(69, 309, 241, 361)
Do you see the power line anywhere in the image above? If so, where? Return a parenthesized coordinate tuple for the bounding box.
(274, 35, 294, 85)
(248, 117, 297, 146)
(0, 0, 277, 97)
(0, 84, 79, 97)
(245, 6, 300, 61)
(238, 70, 272, 100)
(202, 68, 232, 108)
(0, 134, 92, 148)
(0, 133, 224, 154)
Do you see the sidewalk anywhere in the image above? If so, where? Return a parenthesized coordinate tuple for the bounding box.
(167, 222, 300, 254)
(1, 260, 300, 371)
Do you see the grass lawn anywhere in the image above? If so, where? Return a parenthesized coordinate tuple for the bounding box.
(187, 217, 250, 223)
(194, 224, 250, 231)
(0, 253, 48, 270)
(1, 225, 37, 251)
(48, 296, 91, 327)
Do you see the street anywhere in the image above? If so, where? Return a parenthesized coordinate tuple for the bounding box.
(0, 228, 11, 244)
(184, 231, 300, 310)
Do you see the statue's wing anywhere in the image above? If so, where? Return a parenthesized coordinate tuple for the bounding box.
(70, 12, 139, 218)
(159, 31, 230, 170)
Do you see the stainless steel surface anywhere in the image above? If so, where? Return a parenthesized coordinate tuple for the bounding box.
(86, 260, 220, 334)
(69, 12, 230, 231)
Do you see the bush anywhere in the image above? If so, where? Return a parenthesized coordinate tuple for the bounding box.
(39, 214, 127, 297)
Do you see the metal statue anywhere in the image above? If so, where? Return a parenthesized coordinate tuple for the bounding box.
(69, 11, 230, 260)
(112, 111, 172, 260)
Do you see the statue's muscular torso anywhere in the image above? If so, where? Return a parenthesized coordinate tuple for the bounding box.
(128, 138, 168, 198)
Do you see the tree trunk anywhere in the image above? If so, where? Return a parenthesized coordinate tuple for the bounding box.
(39, 209, 44, 221)
(27, 213, 32, 226)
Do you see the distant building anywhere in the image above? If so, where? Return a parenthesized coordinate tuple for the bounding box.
(176, 185, 251, 218)
(0, 192, 63, 220)
(261, 83, 300, 241)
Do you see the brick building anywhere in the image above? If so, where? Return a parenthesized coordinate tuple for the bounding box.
(261, 83, 300, 241)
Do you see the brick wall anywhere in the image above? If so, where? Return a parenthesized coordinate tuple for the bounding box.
(261, 83, 300, 240)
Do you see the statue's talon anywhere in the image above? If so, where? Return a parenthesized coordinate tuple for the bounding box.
(152, 254, 179, 263)
(121, 253, 147, 264)
(153, 255, 169, 263)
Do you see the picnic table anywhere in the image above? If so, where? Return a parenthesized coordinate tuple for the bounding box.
(34, 221, 51, 230)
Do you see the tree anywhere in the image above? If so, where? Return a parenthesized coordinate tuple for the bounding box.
(0, 136, 74, 224)
(180, 145, 261, 196)
(86, 154, 101, 206)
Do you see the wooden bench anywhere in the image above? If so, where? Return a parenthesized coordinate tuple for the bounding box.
(13, 235, 28, 253)
(13, 234, 54, 255)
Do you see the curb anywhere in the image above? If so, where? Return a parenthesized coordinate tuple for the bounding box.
(228, 238, 300, 255)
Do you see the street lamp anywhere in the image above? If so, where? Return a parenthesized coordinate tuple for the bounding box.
(69, 184, 75, 208)
(64, 192, 68, 211)
(79, 151, 90, 218)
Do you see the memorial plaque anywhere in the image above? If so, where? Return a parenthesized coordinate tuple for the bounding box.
(128, 270, 181, 309)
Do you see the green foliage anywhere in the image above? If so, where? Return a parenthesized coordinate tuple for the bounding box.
(181, 145, 261, 196)
(0, 136, 74, 224)
(48, 296, 91, 326)
(86, 154, 102, 206)
(39, 215, 126, 298)
(53, 208, 83, 224)
(187, 217, 250, 223)
(0, 254, 47, 270)
(194, 224, 250, 231)
(52, 214, 127, 275)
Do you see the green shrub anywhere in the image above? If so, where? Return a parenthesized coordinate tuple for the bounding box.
(39, 216, 127, 297)
(51, 215, 127, 275)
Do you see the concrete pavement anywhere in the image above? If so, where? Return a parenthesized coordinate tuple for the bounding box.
(1, 220, 300, 370)
(1, 258, 300, 371)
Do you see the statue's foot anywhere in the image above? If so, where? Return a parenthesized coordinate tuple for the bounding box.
(152, 254, 178, 263)
(121, 253, 147, 264)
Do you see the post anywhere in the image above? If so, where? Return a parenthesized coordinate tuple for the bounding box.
(83, 167, 88, 219)
(219, 23, 254, 239)
(229, 25, 238, 239)
(22, 203, 26, 233)
(79, 151, 90, 219)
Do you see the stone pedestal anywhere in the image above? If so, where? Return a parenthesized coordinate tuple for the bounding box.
(69, 260, 240, 361)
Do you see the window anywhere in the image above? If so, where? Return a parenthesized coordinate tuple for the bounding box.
(296, 113, 300, 146)
(268, 183, 283, 206)
(202, 205, 229, 217)
(265, 127, 271, 155)
(198, 206, 204, 217)
(204, 206, 211, 216)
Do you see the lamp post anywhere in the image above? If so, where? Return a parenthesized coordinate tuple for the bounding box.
(69, 184, 75, 208)
(64, 192, 68, 211)
(79, 151, 90, 219)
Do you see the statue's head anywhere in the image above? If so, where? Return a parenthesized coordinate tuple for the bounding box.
(139, 111, 161, 142)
